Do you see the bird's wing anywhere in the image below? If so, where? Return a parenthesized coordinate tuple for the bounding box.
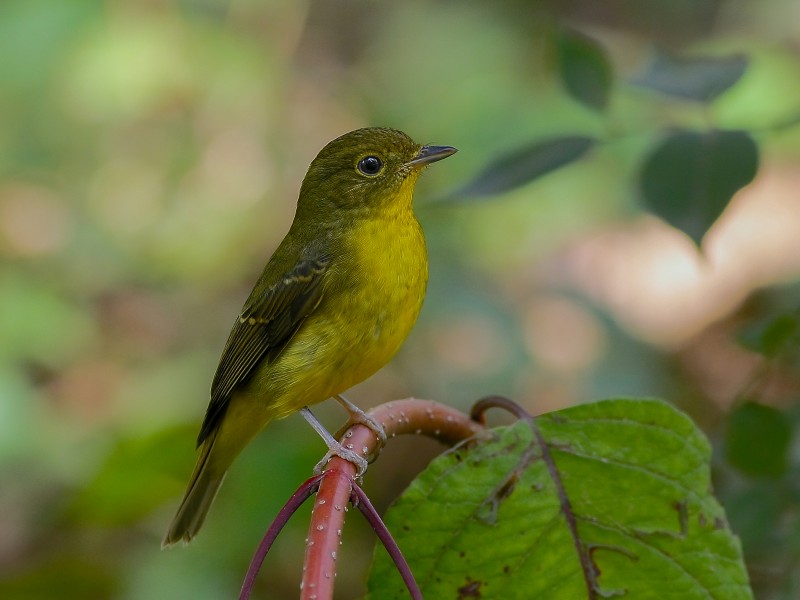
(196, 256, 330, 445)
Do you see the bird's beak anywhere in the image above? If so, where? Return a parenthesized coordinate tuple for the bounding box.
(406, 145, 458, 167)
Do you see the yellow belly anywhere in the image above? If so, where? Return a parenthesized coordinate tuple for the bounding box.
(247, 210, 428, 420)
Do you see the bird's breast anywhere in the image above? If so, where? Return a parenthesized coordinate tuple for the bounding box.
(328, 212, 428, 380)
(254, 211, 428, 417)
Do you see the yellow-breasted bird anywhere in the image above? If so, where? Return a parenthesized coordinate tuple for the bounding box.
(163, 127, 456, 546)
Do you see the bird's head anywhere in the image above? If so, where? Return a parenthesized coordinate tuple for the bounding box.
(296, 127, 456, 218)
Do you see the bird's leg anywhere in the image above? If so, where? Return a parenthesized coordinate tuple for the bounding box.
(300, 407, 368, 477)
(332, 394, 387, 449)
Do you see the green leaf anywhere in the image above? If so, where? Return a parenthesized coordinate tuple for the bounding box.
(0, 0, 100, 92)
(367, 398, 752, 600)
(726, 401, 791, 478)
(556, 28, 613, 111)
(0, 271, 96, 366)
(640, 130, 759, 245)
(738, 313, 800, 358)
(632, 51, 748, 103)
(452, 136, 596, 199)
(723, 482, 783, 556)
(0, 558, 117, 600)
(67, 425, 196, 526)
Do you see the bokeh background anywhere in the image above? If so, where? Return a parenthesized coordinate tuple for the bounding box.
(2, 0, 799, 598)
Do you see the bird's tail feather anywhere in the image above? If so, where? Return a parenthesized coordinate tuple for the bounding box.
(162, 430, 226, 547)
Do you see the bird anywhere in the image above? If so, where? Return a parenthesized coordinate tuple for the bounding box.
(162, 127, 457, 546)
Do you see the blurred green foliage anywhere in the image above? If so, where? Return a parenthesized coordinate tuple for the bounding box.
(640, 129, 759, 245)
(0, 0, 799, 598)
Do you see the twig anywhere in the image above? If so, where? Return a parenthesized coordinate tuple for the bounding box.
(240, 398, 484, 599)
(240, 474, 324, 600)
(471, 395, 531, 424)
(351, 483, 423, 600)
(300, 398, 484, 599)
(301, 467, 355, 600)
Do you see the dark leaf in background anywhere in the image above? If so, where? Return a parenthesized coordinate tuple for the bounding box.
(0, 558, 118, 600)
(738, 312, 800, 358)
(556, 28, 613, 111)
(640, 129, 759, 245)
(632, 51, 748, 102)
(726, 401, 791, 478)
(723, 483, 782, 558)
(452, 136, 596, 200)
(66, 425, 196, 526)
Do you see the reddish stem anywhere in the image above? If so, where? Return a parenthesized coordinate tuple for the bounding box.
(240, 474, 324, 600)
(350, 483, 422, 600)
(300, 398, 484, 600)
(301, 467, 355, 600)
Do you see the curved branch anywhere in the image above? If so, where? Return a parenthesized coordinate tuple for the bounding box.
(471, 395, 528, 424)
(351, 483, 422, 600)
(240, 475, 324, 600)
(300, 398, 484, 600)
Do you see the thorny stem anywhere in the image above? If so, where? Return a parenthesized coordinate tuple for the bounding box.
(239, 399, 484, 600)
(302, 467, 355, 600)
(351, 483, 423, 600)
(242, 396, 594, 599)
(300, 398, 484, 600)
(240, 474, 324, 600)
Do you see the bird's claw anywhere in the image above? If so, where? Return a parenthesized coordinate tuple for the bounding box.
(313, 442, 369, 479)
(333, 395, 387, 458)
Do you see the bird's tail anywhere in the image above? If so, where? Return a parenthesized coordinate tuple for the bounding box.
(162, 429, 226, 547)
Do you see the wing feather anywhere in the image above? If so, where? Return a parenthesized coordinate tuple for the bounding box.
(196, 257, 330, 445)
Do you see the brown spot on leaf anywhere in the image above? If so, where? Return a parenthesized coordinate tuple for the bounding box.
(496, 473, 518, 502)
(714, 517, 727, 530)
(457, 579, 483, 598)
(589, 546, 603, 578)
(477, 472, 521, 524)
(673, 500, 688, 537)
(589, 542, 639, 577)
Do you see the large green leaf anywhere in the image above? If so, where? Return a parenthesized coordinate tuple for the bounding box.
(640, 130, 759, 245)
(367, 398, 751, 599)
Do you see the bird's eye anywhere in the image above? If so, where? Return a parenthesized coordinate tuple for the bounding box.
(357, 155, 383, 176)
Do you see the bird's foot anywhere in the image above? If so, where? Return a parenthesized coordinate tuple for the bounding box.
(301, 406, 370, 478)
(333, 395, 387, 452)
(312, 442, 369, 478)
